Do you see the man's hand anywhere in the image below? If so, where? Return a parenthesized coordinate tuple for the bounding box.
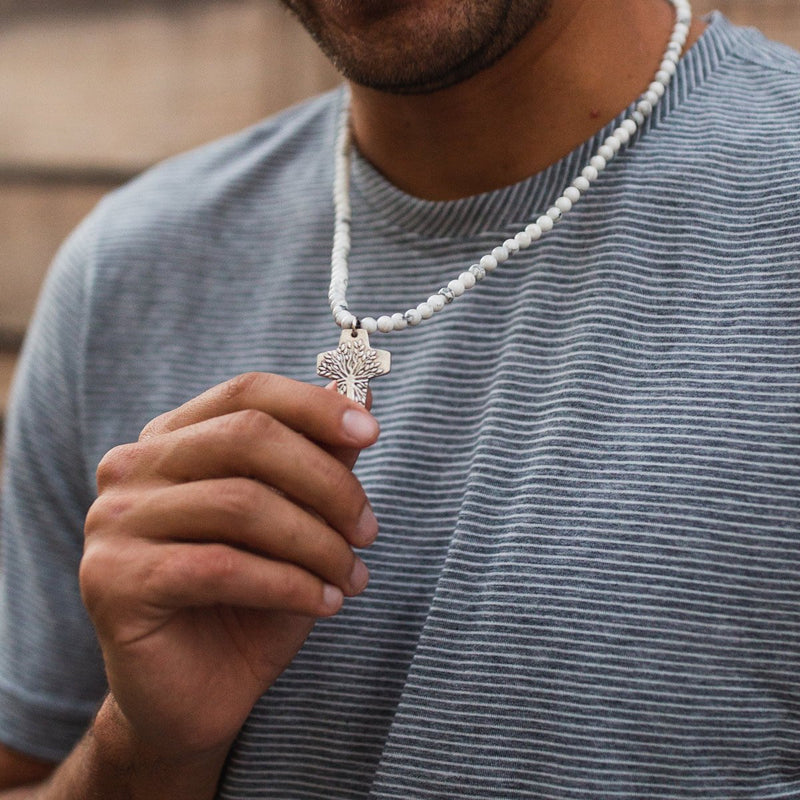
(79, 373, 380, 781)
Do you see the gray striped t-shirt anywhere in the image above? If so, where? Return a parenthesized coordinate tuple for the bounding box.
(1, 13, 799, 798)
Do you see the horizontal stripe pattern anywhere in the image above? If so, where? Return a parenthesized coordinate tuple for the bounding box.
(1, 11, 799, 798)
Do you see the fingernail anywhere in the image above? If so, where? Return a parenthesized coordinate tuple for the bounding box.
(342, 409, 379, 443)
(322, 584, 344, 613)
(349, 557, 370, 593)
(354, 503, 379, 546)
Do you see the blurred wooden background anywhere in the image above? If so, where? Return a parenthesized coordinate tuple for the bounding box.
(0, 0, 798, 425)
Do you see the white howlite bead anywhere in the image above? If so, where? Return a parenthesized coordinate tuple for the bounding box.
(459, 270, 477, 290)
(637, 99, 653, 117)
(377, 315, 394, 333)
(590, 155, 607, 172)
(564, 186, 581, 203)
(582, 164, 599, 181)
(515, 230, 532, 248)
(555, 196, 572, 213)
(468, 264, 486, 281)
(537, 214, 554, 233)
(416, 302, 434, 319)
(503, 238, 520, 254)
(547, 206, 562, 222)
(649, 80, 666, 97)
(404, 309, 422, 326)
(361, 316, 378, 334)
(613, 127, 630, 145)
(338, 312, 356, 329)
(604, 135, 622, 152)
(448, 278, 466, 297)
(573, 175, 591, 192)
(525, 222, 543, 240)
(644, 89, 659, 106)
(480, 254, 499, 272)
(492, 246, 510, 263)
(631, 110, 646, 126)
(391, 313, 408, 330)
(428, 294, 446, 312)
(598, 144, 615, 161)
(621, 118, 638, 135)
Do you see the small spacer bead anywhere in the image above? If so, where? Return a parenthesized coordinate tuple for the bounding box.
(537, 214, 554, 233)
(525, 222, 543, 240)
(391, 312, 408, 330)
(416, 302, 434, 319)
(514, 231, 532, 249)
(428, 294, 446, 312)
(361, 316, 378, 334)
(448, 278, 466, 297)
(492, 246, 510, 263)
(555, 196, 572, 213)
(404, 309, 422, 326)
(480, 254, 499, 272)
(459, 270, 477, 290)
(564, 186, 581, 204)
(468, 264, 486, 282)
(377, 315, 394, 333)
(503, 238, 520, 254)
(573, 175, 590, 193)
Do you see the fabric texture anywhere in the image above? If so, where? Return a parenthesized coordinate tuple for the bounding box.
(1, 13, 800, 798)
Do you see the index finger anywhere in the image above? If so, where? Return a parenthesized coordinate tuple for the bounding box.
(140, 372, 379, 449)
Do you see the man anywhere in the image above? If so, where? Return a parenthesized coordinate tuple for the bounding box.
(1, 0, 799, 796)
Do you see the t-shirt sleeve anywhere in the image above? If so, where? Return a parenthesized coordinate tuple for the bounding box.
(0, 214, 108, 761)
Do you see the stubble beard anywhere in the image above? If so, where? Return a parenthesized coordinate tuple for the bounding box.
(280, 0, 553, 95)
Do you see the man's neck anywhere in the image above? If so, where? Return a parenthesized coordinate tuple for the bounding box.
(348, 0, 704, 201)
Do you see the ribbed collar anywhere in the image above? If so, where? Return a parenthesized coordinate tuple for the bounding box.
(344, 12, 744, 240)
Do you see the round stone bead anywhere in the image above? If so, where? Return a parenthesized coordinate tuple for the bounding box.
(604, 135, 621, 152)
(338, 311, 356, 329)
(644, 89, 660, 106)
(547, 206, 562, 222)
(525, 222, 543, 240)
(448, 278, 466, 297)
(492, 246, 510, 263)
(660, 58, 678, 75)
(649, 80, 666, 97)
(582, 164, 599, 182)
(573, 176, 590, 193)
(637, 99, 653, 117)
(404, 309, 422, 326)
(503, 238, 520, 254)
(590, 155, 607, 172)
(428, 294, 446, 312)
(377, 315, 394, 333)
(537, 214, 554, 233)
(621, 118, 638, 135)
(564, 186, 581, 204)
(391, 313, 408, 330)
(631, 110, 646, 126)
(416, 302, 434, 319)
(515, 231, 532, 249)
(468, 264, 486, 281)
(459, 270, 477, 290)
(361, 316, 378, 334)
(555, 196, 572, 213)
(480, 254, 499, 272)
(598, 144, 615, 161)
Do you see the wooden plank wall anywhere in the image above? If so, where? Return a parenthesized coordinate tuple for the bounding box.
(0, 0, 798, 422)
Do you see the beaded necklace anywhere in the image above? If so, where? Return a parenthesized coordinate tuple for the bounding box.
(317, 0, 692, 405)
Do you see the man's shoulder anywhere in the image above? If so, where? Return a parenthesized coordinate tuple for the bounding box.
(90, 88, 342, 239)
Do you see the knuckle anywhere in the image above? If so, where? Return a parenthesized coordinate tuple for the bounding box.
(214, 478, 265, 521)
(84, 491, 133, 540)
(229, 407, 278, 441)
(95, 443, 144, 491)
(222, 372, 267, 403)
(79, 539, 122, 612)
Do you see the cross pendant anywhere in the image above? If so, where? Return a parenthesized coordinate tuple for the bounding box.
(317, 328, 391, 406)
